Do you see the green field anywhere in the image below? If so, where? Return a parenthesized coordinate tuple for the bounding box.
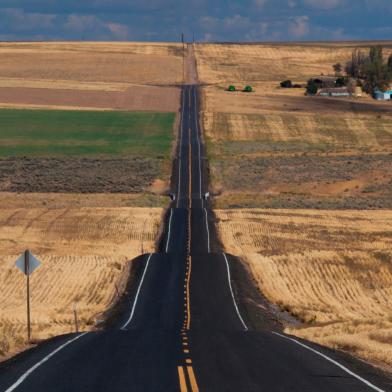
(0, 109, 175, 157)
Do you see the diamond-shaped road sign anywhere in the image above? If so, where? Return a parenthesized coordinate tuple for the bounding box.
(15, 250, 41, 276)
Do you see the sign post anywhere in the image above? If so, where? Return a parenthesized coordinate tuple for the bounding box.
(15, 250, 41, 342)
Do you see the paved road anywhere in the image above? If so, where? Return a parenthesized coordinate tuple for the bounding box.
(0, 85, 390, 391)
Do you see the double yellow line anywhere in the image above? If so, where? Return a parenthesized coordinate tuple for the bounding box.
(178, 365, 199, 392)
(176, 124, 199, 392)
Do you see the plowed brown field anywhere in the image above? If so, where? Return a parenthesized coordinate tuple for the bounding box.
(0, 199, 161, 358)
(216, 209, 392, 370)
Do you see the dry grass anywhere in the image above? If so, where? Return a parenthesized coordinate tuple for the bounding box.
(0, 42, 183, 88)
(0, 195, 162, 358)
(195, 42, 392, 84)
(216, 208, 392, 370)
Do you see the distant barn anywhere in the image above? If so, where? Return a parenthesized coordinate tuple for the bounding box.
(317, 87, 351, 97)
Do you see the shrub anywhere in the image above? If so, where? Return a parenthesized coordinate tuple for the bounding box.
(280, 80, 293, 88)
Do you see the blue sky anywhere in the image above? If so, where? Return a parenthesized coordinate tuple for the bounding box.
(0, 0, 391, 42)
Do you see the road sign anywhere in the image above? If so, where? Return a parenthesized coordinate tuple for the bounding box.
(15, 250, 41, 341)
(15, 250, 41, 275)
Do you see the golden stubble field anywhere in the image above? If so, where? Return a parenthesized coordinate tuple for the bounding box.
(216, 209, 392, 370)
(0, 42, 183, 111)
(0, 194, 162, 358)
(195, 42, 392, 208)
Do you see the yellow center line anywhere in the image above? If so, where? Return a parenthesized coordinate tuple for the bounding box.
(187, 366, 200, 392)
(189, 127, 192, 209)
(177, 366, 188, 392)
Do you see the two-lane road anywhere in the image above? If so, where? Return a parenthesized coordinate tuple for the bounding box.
(0, 85, 390, 391)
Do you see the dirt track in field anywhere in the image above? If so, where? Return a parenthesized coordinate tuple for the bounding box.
(0, 85, 179, 112)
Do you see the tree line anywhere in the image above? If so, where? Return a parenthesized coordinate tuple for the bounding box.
(336, 46, 392, 94)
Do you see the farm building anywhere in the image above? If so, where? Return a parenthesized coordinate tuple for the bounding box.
(373, 89, 392, 100)
(317, 87, 351, 97)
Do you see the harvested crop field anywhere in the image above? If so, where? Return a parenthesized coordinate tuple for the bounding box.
(195, 42, 392, 209)
(195, 42, 392, 84)
(0, 42, 182, 86)
(0, 203, 162, 358)
(0, 42, 182, 110)
(216, 209, 392, 370)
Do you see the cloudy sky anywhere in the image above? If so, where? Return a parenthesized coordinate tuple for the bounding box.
(0, 0, 391, 42)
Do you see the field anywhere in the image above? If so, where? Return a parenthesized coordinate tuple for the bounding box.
(0, 42, 183, 360)
(216, 209, 392, 370)
(197, 42, 392, 371)
(0, 42, 182, 111)
(0, 109, 176, 195)
(0, 196, 162, 358)
(195, 42, 392, 208)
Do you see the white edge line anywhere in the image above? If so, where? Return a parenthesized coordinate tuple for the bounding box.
(165, 208, 174, 253)
(121, 253, 153, 330)
(222, 253, 248, 331)
(4, 332, 88, 392)
(272, 332, 385, 392)
(177, 87, 185, 207)
(204, 208, 210, 253)
(193, 87, 202, 200)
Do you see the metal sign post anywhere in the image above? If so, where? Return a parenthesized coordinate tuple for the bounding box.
(25, 250, 31, 341)
(15, 250, 41, 342)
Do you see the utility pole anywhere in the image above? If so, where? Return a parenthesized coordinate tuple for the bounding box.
(181, 33, 185, 84)
(73, 303, 79, 333)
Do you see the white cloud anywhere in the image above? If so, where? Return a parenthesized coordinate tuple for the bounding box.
(106, 22, 130, 40)
(288, 15, 310, 37)
(1, 8, 56, 30)
(65, 14, 102, 32)
(304, 0, 343, 9)
(253, 0, 268, 8)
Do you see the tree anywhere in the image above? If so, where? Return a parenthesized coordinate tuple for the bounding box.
(388, 54, 392, 72)
(347, 78, 358, 95)
(345, 47, 392, 94)
(306, 79, 318, 95)
(280, 80, 293, 88)
(335, 77, 347, 87)
(362, 46, 391, 94)
(333, 63, 342, 76)
(345, 49, 367, 78)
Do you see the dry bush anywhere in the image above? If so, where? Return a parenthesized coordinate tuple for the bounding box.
(216, 209, 392, 369)
(0, 204, 161, 358)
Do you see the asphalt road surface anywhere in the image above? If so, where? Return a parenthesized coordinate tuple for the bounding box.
(0, 85, 391, 391)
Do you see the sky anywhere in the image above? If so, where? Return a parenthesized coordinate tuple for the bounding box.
(0, 0, 391, 42)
